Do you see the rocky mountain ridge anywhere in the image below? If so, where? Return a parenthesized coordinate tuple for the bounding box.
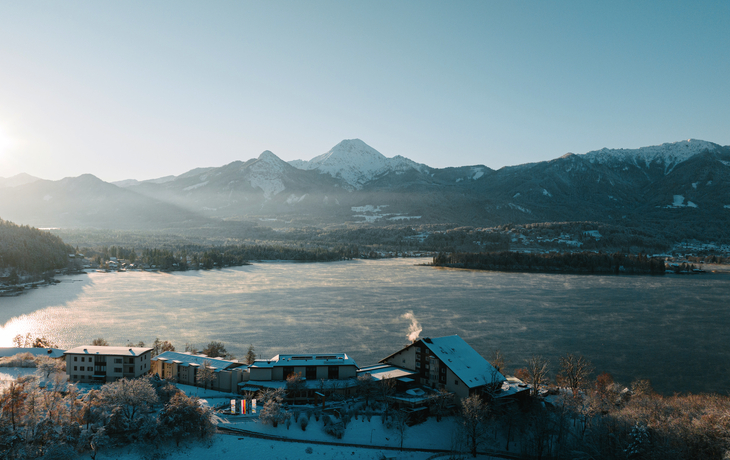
(2, 139, 728, 241)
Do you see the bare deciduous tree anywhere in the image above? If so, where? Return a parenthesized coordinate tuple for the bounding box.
(285, 372, 305, 400)
(196, 360, 216, 391)
(490, 349, 506, 374)
(355, 374, 377, 406)
(558, 353, 593, 395)
(392, 410, 409, 450)
(458, 394, 488, 457)
(151, 337, 175, 357)
(525, 355, 550, 396)
(245, 344, 256, 365)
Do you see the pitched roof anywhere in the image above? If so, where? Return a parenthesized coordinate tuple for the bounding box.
(380, 335, 505, 389)
(152, 351, 243, 371)
(420, 335, 505, 389)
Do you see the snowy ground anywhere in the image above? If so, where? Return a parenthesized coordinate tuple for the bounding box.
(1, 372, 506, 459)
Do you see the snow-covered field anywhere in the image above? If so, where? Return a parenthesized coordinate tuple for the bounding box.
(138, 385, 504, 460)
(96, 433, 503, 460)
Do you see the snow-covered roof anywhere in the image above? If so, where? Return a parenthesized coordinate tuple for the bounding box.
(152, 351, 243, 371)
(380, 335, 505, 389)
(419, 336, 505, 389)
(64, 346, 152, 357)
(0, 347, 66, 359)
(250, 353, 357, 369)
(357, 364, 417, 381)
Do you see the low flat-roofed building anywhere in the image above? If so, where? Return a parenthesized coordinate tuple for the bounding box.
(357, 364, 418, 382)
(242, 353, 359, 400)
(248, 353, 357, 381)
(152, 351, 245, 393)
(64, 346, 153, 383)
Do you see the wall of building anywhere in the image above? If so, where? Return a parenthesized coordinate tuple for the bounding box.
(250, 367, 272, 380)
(66, 351, 151, 383)
(384, 346, 417, 371)
(445, 368, 470, 400)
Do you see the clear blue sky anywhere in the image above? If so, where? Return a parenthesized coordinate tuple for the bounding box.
(1, 1, 728, 182)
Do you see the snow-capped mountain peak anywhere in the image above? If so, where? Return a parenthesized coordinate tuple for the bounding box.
(290, 139, 427, 189)
(257, 150, 285, 164)
(246, 150, 289, 197)
(584, 139, 720, 173)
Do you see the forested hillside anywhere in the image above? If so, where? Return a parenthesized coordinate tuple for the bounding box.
(0, 218, 74, 277)
(433, 251, 666, 274)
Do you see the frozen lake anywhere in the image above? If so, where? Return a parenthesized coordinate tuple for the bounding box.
(1, 258, 728, 394)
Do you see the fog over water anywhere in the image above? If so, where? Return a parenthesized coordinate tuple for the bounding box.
(1, 258, 728, 395)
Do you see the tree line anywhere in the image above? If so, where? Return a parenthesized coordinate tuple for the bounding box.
(433, 250, 666, 274)
(83, 243, 360, 270)
(0, 219, 75, 278)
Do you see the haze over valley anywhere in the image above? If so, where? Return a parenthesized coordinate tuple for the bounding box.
(2, 138, 729, 250)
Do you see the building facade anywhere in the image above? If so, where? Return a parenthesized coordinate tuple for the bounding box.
(380, 335, 505, 400)
(64, 346, 153, 383)
(151, 351, 246, 393)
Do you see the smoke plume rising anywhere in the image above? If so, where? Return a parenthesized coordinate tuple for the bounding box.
(401, 310, 422, 343)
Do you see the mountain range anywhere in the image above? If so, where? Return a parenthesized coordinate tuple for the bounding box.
(1, 138, 729, 240)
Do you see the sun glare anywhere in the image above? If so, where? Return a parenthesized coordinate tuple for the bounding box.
(0, 126, 14, 156)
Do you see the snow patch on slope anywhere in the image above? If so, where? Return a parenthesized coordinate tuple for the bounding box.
(508, 203, 531, 214)
(665, 195, 698, 208)
(286, 194, 307, 204)
(183, 181, 208, 191)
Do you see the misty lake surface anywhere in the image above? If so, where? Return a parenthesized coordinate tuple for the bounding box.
(1, 258, 728, 395)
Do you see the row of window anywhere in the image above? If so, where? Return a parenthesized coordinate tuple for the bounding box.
(282, 366, 340, 380)
(72, 354, 149, 363)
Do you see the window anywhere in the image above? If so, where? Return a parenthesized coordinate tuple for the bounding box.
(283, 366, 294, 379)
(455, 380, 459, 385)
(328, 366, 339, 379)
(306, 366, 317, 380)
(115, 367, 122, 373)
(80, 366, 84, 371)
(74, 366, 77, 371)
(115, 358, 122, 364)
(74, 357, 77, 362)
